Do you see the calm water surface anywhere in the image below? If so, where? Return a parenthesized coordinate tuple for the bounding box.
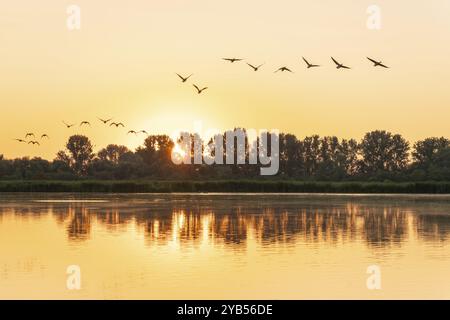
(0, 193, 449, 299)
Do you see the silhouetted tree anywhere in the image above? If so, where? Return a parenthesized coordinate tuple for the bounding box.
(279, 133, 303, 177)
(359, 130, 409, 175)
(116, 152, 148, 179)
(429, 147, 450, 180)
(412, 137, 449, 168)
(303, 135, 321, 177)
(56, 135, 94, 175)
(51, 159, 75, 179)
(339, 139, 359, 176)
(98, 144, 129, 163)
(136, 135, 174, 177)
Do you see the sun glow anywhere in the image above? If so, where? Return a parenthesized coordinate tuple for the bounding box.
(171, 143, 187, 163)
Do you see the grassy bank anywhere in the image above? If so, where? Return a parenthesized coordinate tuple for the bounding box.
(0, 180, 449, 193)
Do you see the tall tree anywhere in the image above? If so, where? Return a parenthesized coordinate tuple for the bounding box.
(339, 139, 359, 175)
(56, 135, 94, 175)
(412, 137, 449, 167)
(136, 135, 174, 176)
(98, 144, 129, 163)
(359, 130, 409, 174)
(279, 133, 303, 177)
(302, 135, 321, 177)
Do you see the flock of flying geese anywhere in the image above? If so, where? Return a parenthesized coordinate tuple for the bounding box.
(14, 118, 149, 147)
(14, 133, 49, 146)
(177, 56, 389, 94)
(13, 56, 389, 147)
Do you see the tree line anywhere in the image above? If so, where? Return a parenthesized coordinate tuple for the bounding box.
(0, 130, 449, 181)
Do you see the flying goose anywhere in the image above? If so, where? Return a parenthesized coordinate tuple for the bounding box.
(367, 57, 389, 68)
(110, 122, 125, 128)
(246, 63, 264, 71)
(98, 117, 112, 124)
(222, 58, 242, 63)
(275, 67, 293, 73)
(331, 57, 351, 69)
(62, 121, 75, 128)
(193, 84, 208, 94)
(176, 73, 193, 82)
(302, 57, 320, 68)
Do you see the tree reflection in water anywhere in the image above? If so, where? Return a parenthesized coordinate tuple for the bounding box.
(1, 195, 449, 249)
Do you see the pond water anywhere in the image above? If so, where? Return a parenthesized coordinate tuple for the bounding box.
(0, 193, 449, 299)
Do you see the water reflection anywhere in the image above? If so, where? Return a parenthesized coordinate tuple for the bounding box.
(1, 194, 450, 299)
(1, 195, 449, 249)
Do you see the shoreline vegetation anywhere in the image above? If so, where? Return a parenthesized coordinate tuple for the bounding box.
(3, 130, 450, 193)
(0, 180, 449, 193)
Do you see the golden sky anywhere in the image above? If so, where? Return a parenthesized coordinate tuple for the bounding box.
(1, 0, 450, 159)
